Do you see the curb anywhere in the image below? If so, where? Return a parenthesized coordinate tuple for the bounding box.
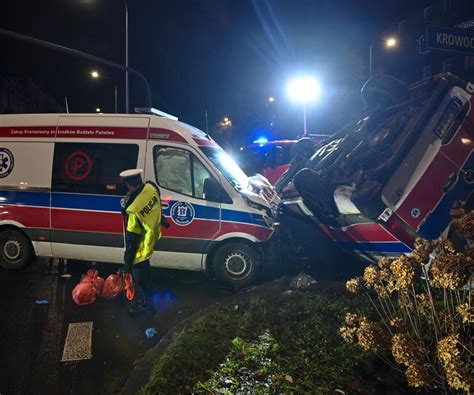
(120, 276, 293, 394)
(120, 300, 223, 395)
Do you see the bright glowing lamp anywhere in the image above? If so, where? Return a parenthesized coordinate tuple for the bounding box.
(287, 77, 321, 135)
(287, 77, 320, 103)
(253, 137, 268, 145)
(385, 37, 398, 48)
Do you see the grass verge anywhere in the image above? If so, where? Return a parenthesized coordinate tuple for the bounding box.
(140, 277, 406, 394)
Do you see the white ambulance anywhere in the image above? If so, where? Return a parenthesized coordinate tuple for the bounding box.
(0, 110, 279, 287)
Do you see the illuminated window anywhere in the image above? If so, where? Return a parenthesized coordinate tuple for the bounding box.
(153, 146, 212, 199)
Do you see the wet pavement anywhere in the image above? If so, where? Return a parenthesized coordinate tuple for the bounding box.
(0, 259, 232, 394)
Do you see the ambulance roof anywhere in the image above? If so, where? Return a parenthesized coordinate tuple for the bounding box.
(0, 112, 219, 148)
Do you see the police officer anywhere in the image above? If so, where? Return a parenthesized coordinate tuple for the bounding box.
(120, 169, 162, 313)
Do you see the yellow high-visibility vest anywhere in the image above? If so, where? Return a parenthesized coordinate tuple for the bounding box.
(125, 183, 162, 264)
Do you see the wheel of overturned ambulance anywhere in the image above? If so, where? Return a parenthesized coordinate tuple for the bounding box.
(212, 242, 261, 288)
(0, 229, 34, 270)
(361, 74, 411, 110)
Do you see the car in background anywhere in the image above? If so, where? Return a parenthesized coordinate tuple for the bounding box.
(237, 134, 328, 184)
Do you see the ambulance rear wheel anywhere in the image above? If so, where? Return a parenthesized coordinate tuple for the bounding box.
(0, 229, 34, 270)
(213, 242, 261, 288)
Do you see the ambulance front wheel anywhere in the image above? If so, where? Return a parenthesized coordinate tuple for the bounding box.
(212, 242, 261, 288)
(0, 229, 34, 270)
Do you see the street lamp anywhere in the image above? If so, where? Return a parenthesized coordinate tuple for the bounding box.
(83, 1, 128, 113)
(96, 107, 101, 113)
(268, 96, 275, 103)
(369, 36, 399, 77)
(385, 37, 398, 48)
(89, 70, 118, 113)
(287, 77, 321, 136)
(221, 117, 232, 128)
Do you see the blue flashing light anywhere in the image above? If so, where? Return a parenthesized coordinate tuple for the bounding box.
(253, 137, 268, 145)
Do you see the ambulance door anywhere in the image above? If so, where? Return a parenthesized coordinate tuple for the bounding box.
(144, 141, 221, 270)
(51, 115, 149, 262)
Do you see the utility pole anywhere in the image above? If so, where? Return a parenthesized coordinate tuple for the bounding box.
(124, 0, 129, 113)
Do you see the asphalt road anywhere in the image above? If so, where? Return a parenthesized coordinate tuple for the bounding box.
(0, 259, 232, 394)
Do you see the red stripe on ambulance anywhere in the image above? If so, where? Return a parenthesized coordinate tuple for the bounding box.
(49, 209, 272, 241)
(0, 205, 50, 228)
(439, 125, 474, 167)
(0, 126, 190, 142)
(56, 126, 147, 140)
(215, 222, 273, 241)
(51, 209, 123, 233)
(0, 127, 56, 138)
(193, 138, 219, 147)
(149, 128, 188, 143)
(320, 223, 399, 243)
(397, 153, 458, 230)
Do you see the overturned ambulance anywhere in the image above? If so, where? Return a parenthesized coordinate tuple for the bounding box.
(276, 73, 473, 264)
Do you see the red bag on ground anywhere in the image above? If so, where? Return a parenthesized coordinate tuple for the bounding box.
(93, 276, 105, 295)
(72, 281, 97, 305)
(81, 269, 105, 295)
(102, 273, 122, 300)
(81, 269, 97, 284)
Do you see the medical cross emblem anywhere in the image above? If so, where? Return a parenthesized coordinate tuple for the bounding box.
(171, 202, 195, 226)
(1, 154, 9, 169)
(0, 148, 14, 178)
(177, 206, 188, 217)
(410, 207, 421, 219)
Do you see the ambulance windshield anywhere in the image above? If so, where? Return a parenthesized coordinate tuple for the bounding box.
(200, 147, 249, 191)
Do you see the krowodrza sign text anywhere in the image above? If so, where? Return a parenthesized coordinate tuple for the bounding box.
(426, 24, 474, 55)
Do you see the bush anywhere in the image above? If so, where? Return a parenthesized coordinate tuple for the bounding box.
(341, 208, 473, 392)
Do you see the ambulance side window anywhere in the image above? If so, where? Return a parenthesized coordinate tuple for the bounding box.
(52, 143, 139, 195)
(193, 156, 212, 199)
(153, 146, 212, 199)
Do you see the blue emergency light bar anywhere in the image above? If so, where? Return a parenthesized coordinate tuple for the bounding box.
(253, 137, 269, 145)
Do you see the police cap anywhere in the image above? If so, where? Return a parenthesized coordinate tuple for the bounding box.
(119, 169, 143, 184)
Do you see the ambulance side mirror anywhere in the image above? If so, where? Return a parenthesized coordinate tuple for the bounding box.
(203, 178, 232, 204)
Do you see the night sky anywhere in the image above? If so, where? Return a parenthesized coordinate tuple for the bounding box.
(0, 0, 431, 144)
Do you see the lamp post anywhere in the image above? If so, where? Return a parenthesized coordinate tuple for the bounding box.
(124, 0, 129, 114)
(369, 36, 398, 78)
(287, 77, 321, 136)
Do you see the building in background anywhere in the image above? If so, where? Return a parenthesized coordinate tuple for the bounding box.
(383, 0, 474, 83)
(0, 75, 62, 114)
